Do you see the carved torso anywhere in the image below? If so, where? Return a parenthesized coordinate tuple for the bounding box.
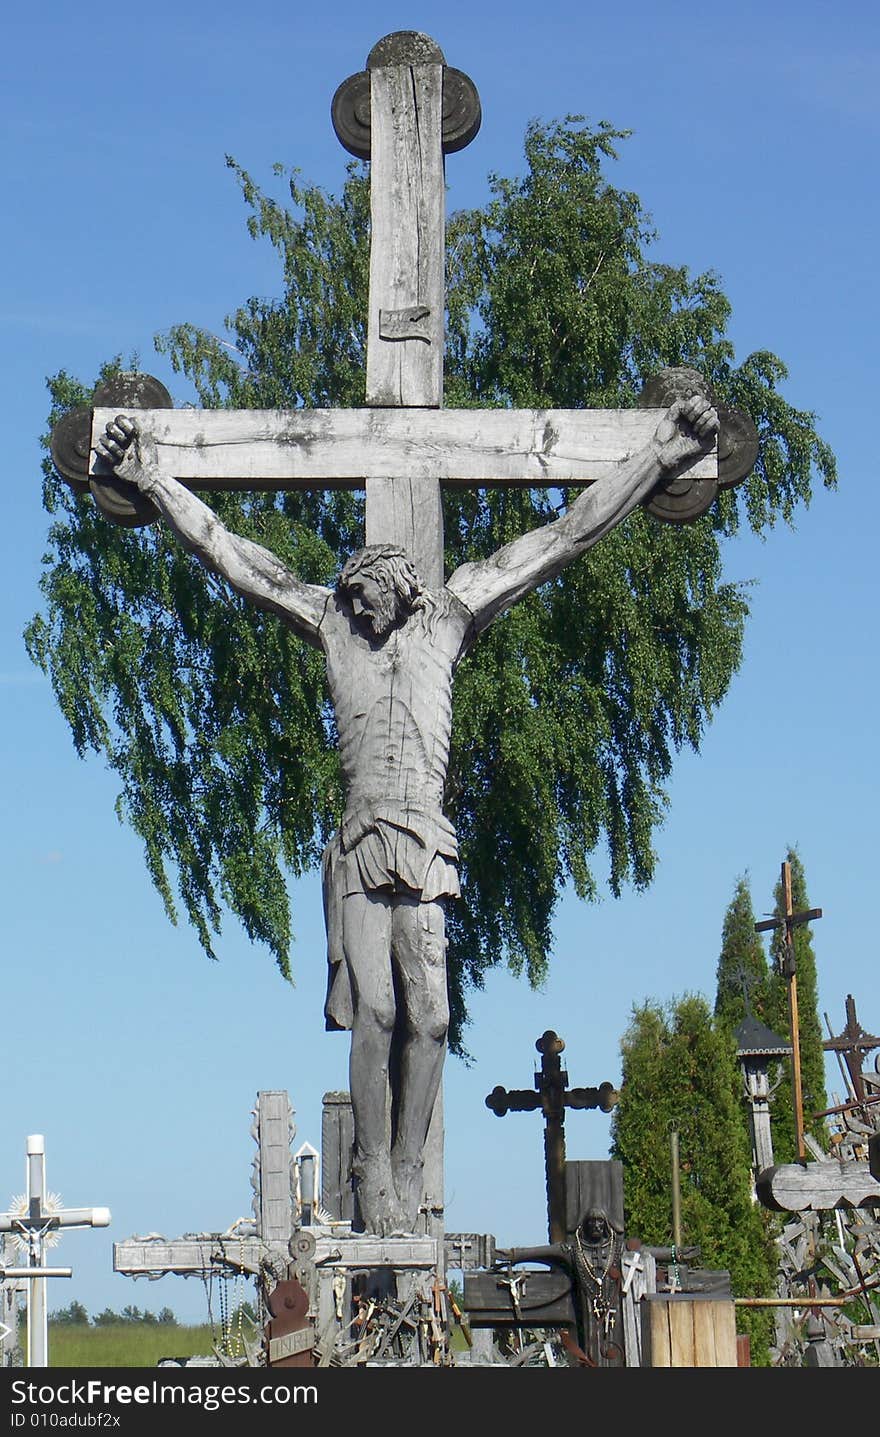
(319, 590, 470, 816)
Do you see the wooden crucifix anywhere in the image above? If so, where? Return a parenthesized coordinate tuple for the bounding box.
(51, 31, 755, 1242)
(755, 860, 822, 1162)
(485, 1030, 618, 1242)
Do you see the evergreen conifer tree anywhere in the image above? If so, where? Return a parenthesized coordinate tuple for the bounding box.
(611, 994, 777, 1364)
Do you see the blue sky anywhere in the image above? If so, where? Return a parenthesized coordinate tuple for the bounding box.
(2, 0, 878, 1327)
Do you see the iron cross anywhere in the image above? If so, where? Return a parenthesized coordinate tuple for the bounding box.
(822, 995, 880, 1106)
(485, 1030, 618, 1243)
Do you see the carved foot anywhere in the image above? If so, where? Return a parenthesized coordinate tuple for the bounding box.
(391, 1153, 424, 1234)
(353, 1154, 402, 1237)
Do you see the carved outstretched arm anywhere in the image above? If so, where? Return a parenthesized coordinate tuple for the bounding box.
(447, 395, 718, 641)
(495, 1244, 568, 1267)
(96, 416, 331, 647)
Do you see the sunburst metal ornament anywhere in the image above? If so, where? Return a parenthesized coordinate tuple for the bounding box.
(6, 1192, 65, 1254)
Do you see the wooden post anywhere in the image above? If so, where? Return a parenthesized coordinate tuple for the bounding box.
(754, 860, 823, 1164)
(670, 1130, 683, 1250)
(782, 863, 806, 1162)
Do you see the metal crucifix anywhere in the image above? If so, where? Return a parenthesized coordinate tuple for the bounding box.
(754, 860, 823, 1162)
(49, 30, 756, 1241)
(0, 1135, 110, 1368)
(486, 1030, 618, 1243)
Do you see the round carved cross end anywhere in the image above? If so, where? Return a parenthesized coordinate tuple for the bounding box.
(598, 1082, 620, 1114)
(716, 403, 759, 488)
(536, 1029, 565, 1057)
(485, 1085, 510, 1117)
(87, 373, 172, 529)
(638, 366, 759, 523)
(332, 32, 481, 159)
(366, 31, 446, 68)
(50, 407, 92, 495)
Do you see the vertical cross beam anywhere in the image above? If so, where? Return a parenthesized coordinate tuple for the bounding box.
(365, 45, 445, 590)
(26, 1137, 48, 1369)
(333, 32, 479, 592)
(755, 861, 823, 1162)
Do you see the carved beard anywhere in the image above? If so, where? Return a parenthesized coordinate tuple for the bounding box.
(356, 589, 402, 639)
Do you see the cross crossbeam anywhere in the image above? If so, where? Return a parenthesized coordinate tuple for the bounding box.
(87, 405, 714, 489)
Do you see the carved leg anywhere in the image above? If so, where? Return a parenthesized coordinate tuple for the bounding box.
(341, 891, 402, 1235)
(389, 897, 449, 1230)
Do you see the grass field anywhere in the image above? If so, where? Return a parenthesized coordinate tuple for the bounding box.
(47, 1323, 222, 1368)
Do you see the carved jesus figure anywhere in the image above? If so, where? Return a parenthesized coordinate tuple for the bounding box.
(97, 394, 718, 1235)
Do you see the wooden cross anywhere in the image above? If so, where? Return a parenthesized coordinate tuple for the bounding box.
(485, 1030, 618, 1244)
(0, 1134, 111, 1368)
(113, 1090, 297, 1287)
(51, 30, 754, 1234)
(754, 860, 823, 1162)
(822, 995, 880, 1107)
(52, 30, 741, 571)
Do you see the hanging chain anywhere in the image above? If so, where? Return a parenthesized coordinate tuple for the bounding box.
(573, 1229, 619, 1341)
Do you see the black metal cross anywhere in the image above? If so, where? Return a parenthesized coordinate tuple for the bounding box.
(754, 860, 823, 1161)
(485, 1030, 618, 1243)
(823, 995, 880, 1106)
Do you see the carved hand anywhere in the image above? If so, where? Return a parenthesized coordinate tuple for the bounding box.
(96, 415, 160, 492)
(652, 394, 719, 474)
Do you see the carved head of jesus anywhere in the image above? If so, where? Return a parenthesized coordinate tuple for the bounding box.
(338, 545, 425, 639)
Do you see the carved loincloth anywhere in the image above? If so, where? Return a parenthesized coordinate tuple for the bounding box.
(322, 801, 459, 1031)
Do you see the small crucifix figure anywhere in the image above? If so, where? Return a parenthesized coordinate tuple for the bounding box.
(485, 1030, 618, 1242)
(755, 860, 822, 1161)
(54, 30, 753, 1240)
(823, 995, 880, 1107)
(0, 1135, 111, 1368)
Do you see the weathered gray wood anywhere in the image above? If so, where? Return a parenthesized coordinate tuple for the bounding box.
(321, 1090, 356, 1224)
(250, 1090, 295, 1246)
(757, 1159, 880, 1212)
(89, 406, 717, 489)
(366, 62, 444, 407)
(365, 474, 445, 593)
(114, 1235, 267, 1277)
(564, 1159, 625, 1240)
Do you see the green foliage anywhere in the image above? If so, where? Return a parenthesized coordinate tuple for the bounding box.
(26, 119, 836, 1051)
(48, 1300, 90, 1326)
(764, 848, 828, 1162)
(611, 995, 777, 1365)
(714, 875, 772, 1030)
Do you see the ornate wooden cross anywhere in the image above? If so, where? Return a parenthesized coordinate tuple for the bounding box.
(754, 860, 822, 1161)
(485, 1029, 618, 1243)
